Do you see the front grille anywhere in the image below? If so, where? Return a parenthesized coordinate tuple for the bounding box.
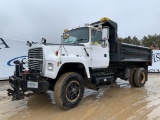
(28, 47, 43, 71)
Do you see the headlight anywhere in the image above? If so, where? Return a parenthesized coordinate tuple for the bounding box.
(48, 63, 53, 71)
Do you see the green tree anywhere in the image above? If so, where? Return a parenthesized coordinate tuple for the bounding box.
(132, 36, 140, 45)
(123, 36, 132, 44)
(117, 34, 160, 49)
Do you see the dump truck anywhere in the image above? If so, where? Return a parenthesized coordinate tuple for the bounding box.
(7, 17, 152, 109)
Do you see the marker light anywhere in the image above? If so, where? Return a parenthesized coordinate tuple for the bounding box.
(57, 62, 60, 66)
(64, 29, 68, 33)
(100, 17, 110, 22)
(55, 51, 58, 56)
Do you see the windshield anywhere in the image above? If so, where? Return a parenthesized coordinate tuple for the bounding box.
(63, 27, 89, 44)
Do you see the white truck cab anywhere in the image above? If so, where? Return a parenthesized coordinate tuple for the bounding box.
(38, 25, 110, 80)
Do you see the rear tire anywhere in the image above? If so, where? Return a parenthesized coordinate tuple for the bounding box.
(113, 76, 117, 83)
(134, 68, 146, 87)
(129, 68, 136, 87)
(54, 72, 84, 109)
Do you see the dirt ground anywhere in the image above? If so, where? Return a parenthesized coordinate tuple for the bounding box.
(0, 73, 160, 120)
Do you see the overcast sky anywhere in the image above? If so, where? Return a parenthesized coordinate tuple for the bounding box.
(0, 0, 160, 43)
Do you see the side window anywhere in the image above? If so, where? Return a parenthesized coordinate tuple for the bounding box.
(91, 29, 102, 44)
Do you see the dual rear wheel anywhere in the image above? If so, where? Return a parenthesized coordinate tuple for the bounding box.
(129, 67, 147, 87)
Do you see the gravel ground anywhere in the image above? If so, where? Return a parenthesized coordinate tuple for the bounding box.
(0, 73, 160, 120)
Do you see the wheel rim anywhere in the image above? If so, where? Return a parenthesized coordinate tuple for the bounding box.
(66, 80, 80, 102)
(141, 71, 146, 83)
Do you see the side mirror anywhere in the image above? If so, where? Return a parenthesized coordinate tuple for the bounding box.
(41, 38, 46, 44)
(102, 28, 109, 40)
(101, 27, 109, 48)
(98, 24, 102, 30)
(63, 33, 69, 39)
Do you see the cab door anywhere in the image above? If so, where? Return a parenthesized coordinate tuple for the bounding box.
(91, 42, 109, 68)
(90, 29, 109, 68)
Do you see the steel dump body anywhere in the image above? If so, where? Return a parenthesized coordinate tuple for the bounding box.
(109, 42, 152, 64)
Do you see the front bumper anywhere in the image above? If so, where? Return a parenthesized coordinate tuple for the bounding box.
(8, 75, 49, 100)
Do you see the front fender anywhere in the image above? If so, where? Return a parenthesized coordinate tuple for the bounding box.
(44, 55, 90, 79)
(60, 56, 90, 78)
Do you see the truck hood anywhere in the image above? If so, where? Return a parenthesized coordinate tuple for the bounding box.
(30, 43, 84, 57)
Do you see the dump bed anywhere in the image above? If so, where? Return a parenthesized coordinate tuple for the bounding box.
(109, 42, 152, 65)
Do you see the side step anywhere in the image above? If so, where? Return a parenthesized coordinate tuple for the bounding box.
(91, 73, 115, 87)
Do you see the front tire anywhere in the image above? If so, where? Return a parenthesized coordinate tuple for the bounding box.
(54, 72, 85, 109)
(134, 68, 147, 87)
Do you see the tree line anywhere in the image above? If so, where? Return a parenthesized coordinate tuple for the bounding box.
(117, 34, 160, 50)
